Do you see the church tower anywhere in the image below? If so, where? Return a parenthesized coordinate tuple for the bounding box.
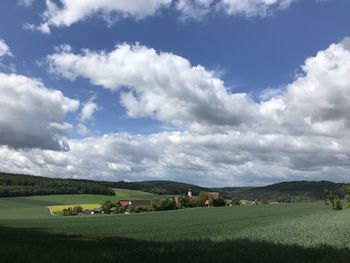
(188, 188, 192, 198)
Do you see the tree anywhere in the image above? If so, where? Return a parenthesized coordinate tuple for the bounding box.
(212, 198, 226, 207)
(325, 189, 342, 210)
(152, 198, 177, 211)
(178, 195, 189, 208)
(325, 189, 330, 205)
(325, 189, 335, 209)
(231, 198, 241, 206)
(73, 206, 83, 214)
(341, 186, 350, 204)
(334, 196, 343, 210)
(195, 191, 210, 207)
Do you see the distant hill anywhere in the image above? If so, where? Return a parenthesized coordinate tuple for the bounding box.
(1, 172, 347, 201)
(216, 181, 347, 202)
(100, 180, 210, 196)
(102, 180, 348, 202)
(0, 173, 115, 197)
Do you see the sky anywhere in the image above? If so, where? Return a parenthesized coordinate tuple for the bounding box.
(1, 0, 350, 187)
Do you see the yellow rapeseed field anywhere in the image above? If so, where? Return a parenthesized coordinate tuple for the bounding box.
(48, 204, 101, 213)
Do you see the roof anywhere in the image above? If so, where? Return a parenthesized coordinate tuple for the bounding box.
(119, 200, 152, 207)
(119, 200, 132, 207)
(129, 200, 152, 206)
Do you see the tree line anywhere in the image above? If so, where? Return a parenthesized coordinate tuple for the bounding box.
(0, 173, 115, 197)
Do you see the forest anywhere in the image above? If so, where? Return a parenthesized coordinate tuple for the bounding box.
(0, 173, 115, 197)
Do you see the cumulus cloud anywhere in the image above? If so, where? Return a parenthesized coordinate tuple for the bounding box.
(80, 97, 101, 122)
(0, 39, 12, 57)
(29, 0, 171, 33)
(24, 38, 350, 185)
(3, 39, 350, 186)
(77, 97, 101, 137)
(47, 43, 257, 132)
(25, 0, 299, 33)
(260, 39, 350, 137)
(2, 130, 350, 186)
(0, 73, 79, 151)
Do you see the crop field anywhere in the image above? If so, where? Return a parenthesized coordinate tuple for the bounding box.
(0, 188, 160, 219)
(114, 188, 165, 200)
(48, 204, 101, 214)
(0, 198, 350, 263)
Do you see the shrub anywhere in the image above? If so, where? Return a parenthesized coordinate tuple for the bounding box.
(73, 206, 83, 214)
(152, 198, 177, 211)
(213, 198, 226, 207)
(132, 206, 151, 213)
(334, 197, 343, 210)
(231, 198, 241, 206)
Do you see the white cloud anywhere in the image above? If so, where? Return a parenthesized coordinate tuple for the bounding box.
(176, 0, 215, 20)
(260, 39, 350, 137)
(77, 123, 92, 137)
(218, 0, 297, 17)
(2, 129, 350, 186)
(26, 0, 299, 32)
(47, 43, 258, 133)
(176, 0, 297, 19)
(0, 73, 79, 151)
(35, 38, 350, 185)
(4, 39, 350, 186)
(30, 0, 171, 33)
(0, 39, 12, 57)
(80, 97, 101, 122)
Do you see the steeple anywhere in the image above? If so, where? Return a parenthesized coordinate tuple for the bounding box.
(187, 188, 192, 198)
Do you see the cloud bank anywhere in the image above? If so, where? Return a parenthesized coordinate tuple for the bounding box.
(1, 39, 349, 186)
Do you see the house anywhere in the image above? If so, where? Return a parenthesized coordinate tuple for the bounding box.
(118, 200, 153, 210)
(91, 208, 104, 214)
(119, 200, 132, 207)
(174, 189, 220, 208)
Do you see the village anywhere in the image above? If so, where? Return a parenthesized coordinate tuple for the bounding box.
(62, 189, 263, 216)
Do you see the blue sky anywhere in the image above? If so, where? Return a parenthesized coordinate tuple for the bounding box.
(1, 0, 350, 186)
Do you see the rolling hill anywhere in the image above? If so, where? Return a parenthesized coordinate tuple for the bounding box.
(1, 172, 347, 201)
(216, 181, 347, 201)
(102, 179, 348, 201)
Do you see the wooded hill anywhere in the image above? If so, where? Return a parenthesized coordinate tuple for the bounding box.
(1, 172, 347, 201)
(100, 180, 210, 196)
(0, 173, 115, 197)
(215, 181, 347, 202)
(105, 180, 348, 202)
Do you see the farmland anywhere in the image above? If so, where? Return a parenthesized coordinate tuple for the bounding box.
(0, 188, 162, 219)
(0, 195, 350, 262)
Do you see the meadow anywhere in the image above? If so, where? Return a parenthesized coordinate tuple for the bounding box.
(0, 191, 350, 262)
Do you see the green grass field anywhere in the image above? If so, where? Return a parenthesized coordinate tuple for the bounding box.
(0, 192, 350, 262)
(114, 188, 167, 200)
(0, 188, 162, 219)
